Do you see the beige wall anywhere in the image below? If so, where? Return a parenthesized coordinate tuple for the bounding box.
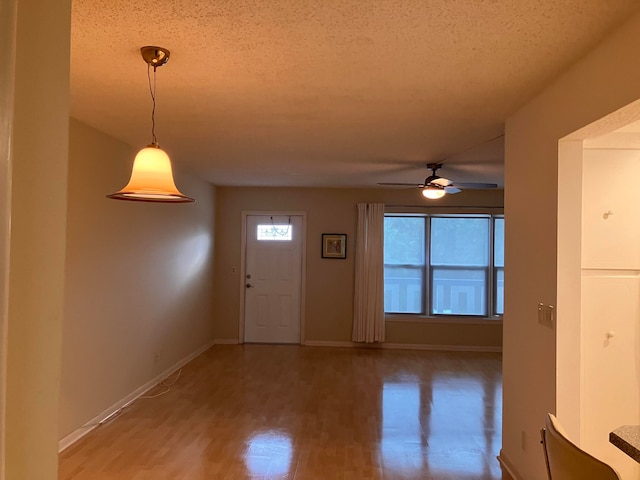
(0, 0, 16, 475)
(5, 0, 71, 478)
(502, 11, 640, 480)
(213, 186, 503, 349)
(59, 119, 216, 439)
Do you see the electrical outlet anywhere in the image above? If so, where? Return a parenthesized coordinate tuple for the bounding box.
(231, 266, 237, 274)
(153, 351, 161, 362)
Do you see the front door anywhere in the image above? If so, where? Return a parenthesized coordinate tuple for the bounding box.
(244, 214, 303, 343)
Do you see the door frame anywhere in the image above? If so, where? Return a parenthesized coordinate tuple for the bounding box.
(238, 211, 307, 344)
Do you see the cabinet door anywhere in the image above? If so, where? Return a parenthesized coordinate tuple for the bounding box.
(582, 149, 640, 269)
(581, 274, 640, 480)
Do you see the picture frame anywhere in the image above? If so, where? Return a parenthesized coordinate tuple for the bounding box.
(322, 233, 347, 259)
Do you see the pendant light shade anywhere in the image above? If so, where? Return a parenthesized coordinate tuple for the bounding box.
(107, 46, 194, 203)
(422, 185, 446, 199)
(107, 144, 194, 202)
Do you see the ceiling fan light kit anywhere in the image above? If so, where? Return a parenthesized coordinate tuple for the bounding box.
(422, 185, 446, 199)
(107, 46, 194, 203)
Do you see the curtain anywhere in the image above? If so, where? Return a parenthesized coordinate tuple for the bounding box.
(352, 203, 385, 343)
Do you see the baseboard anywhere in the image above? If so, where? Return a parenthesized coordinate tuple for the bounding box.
(383, 342, 502, 352)
(58, 340, 214, 452)
(213, 338, 240, 345)
(302, 340, 354, 348)
(303, 340, 501, 353)
(497, 451, 522, 480)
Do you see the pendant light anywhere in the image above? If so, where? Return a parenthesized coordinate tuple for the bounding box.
(107, 46, 194, 203)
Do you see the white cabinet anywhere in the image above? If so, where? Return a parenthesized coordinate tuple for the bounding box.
(582, 149, 640, 270)
(580, 147, 640, 479)
(581, 274, 640, 480)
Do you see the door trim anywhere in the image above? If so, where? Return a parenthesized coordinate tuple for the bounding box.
(238, 211, 307, 344)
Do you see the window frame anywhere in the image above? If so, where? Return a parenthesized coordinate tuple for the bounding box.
(384, 212, 504, 319)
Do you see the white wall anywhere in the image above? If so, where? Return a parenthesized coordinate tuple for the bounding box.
(59, 119, 217, 440)
(556, 139, 584, 438)
(5, 0, 71, 478)
(503, 11, 640, 480)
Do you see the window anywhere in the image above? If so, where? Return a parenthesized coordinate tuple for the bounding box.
(383, 216, 425, 314)
(384, 214, 504, 317)
(256, 224, 292, 241)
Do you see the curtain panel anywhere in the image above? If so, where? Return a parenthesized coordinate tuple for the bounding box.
(352, 203, 385, 343)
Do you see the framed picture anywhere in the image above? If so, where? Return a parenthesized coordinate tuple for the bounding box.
(322, 233, 347, 259)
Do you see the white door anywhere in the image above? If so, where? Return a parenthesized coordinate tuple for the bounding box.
(244, 215, 303, 344)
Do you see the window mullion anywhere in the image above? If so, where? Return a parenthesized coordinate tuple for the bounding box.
(487, 216, 495, 317)
(425, 216, 431, 316)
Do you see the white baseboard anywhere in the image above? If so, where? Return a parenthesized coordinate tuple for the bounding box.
(58, 340, 214, 452)
(303, 340, 501, 353)
(497, 451, 522, 480)
(383, 342, 501, 352)
(213, 338, 240, 345)
(302, 340, 354, 348)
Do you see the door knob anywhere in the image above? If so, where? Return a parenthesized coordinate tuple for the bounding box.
(246, 283, 253, 288)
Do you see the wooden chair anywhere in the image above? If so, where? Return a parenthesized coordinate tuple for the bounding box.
(540, 413, 620, 480)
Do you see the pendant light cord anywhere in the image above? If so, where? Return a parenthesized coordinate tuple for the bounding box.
(147, 64, 158, 145)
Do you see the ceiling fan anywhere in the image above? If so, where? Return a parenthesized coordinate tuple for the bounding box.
(378, 163, 498, 199)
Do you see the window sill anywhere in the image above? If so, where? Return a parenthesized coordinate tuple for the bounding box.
(385, 314, 503, 326)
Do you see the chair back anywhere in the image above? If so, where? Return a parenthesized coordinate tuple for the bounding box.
(541, 413, 620, 480)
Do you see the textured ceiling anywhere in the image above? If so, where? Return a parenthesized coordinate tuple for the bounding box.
(70, 0, 640, 188)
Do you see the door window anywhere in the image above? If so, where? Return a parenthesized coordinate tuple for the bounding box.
(256, 224, 292, 241)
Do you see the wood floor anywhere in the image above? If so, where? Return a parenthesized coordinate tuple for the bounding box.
(59, 345, 509, 480)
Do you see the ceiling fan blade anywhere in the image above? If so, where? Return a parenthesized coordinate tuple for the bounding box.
(378, 182, 424, 187)
(431, 177, 453, 187)
(451, 182, 498, 189)
(444, 186, 461, 194)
